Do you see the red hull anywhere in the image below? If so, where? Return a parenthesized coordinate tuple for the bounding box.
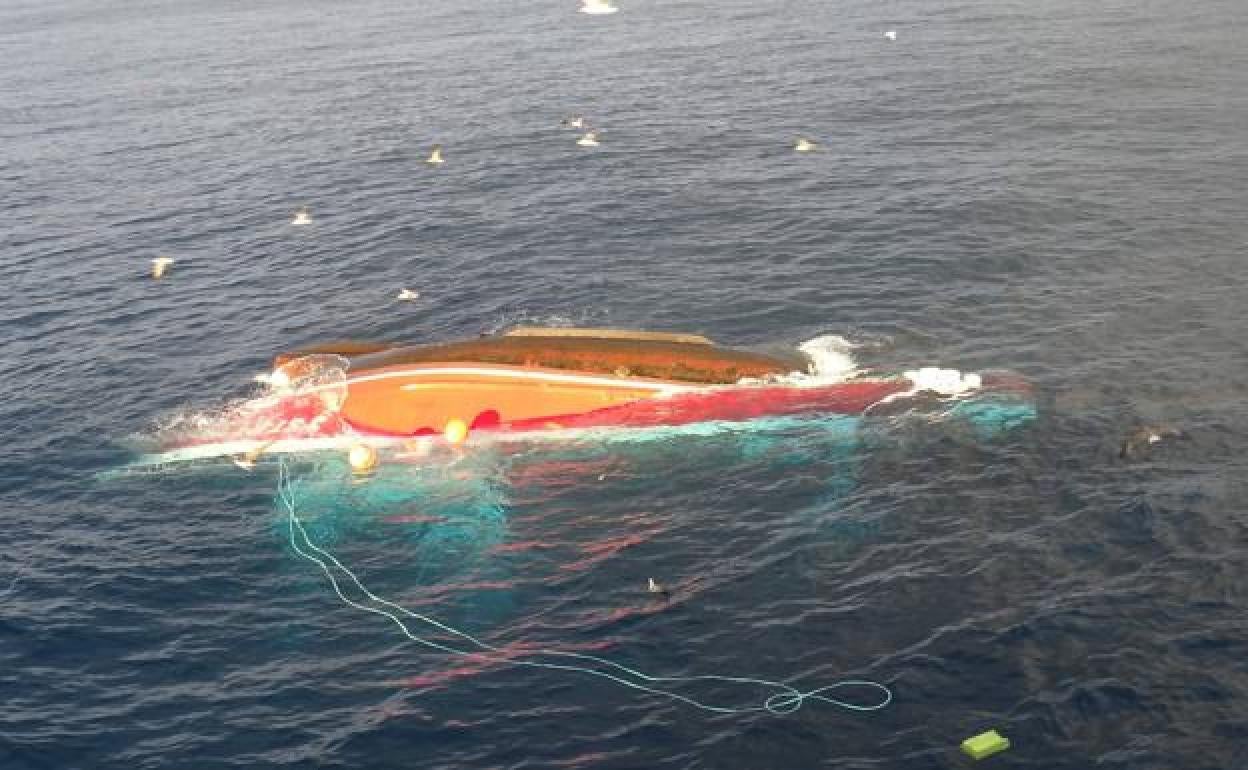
(499, 380, 912, 432)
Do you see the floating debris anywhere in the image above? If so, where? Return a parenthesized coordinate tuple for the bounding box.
(961, 730, 1010, 761)
(233, 440, 274, 470)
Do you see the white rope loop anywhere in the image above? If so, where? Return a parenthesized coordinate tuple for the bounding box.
(278, 459, 893, 716)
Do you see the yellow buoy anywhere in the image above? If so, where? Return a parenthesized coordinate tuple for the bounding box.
(444, 418, 469, 445)
(347, 443, 378, 473)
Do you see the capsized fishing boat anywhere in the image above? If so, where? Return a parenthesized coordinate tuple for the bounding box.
(148, 327, 1031, 462)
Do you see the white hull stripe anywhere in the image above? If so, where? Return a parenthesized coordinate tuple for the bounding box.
(285, 365, 704, 398)
(383, 366, 697, 394)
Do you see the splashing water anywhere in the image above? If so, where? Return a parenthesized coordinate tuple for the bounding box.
(798, 335, 862, 383)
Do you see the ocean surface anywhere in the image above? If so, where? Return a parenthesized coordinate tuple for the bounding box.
(3, 0, 1247, 767)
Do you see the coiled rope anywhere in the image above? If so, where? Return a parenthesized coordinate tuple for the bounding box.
(278, 458, 892, 716)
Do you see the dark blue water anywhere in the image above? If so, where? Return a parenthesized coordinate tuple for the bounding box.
(4, 0, 1247, 766)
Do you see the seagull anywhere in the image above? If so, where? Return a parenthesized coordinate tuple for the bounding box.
(1119, 425, 1184, 460)
(291, 206, 313, 226)
(561, 115, 586, 129)
(885, 29, 897, 41)
(397, 288, 420, 301)
(576, 130, 600, 147)
(647, 577, 671, 599)
(151, 256, 174, 279)
(426, 144, 445, 165)
(795, 137, 817, 152)
(579, 0, 619, 15)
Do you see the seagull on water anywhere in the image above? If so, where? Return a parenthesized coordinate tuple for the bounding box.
(795, 137, 817, 152)
(579, 0, 619, 15)
(426, 145, 445, 165)
(397, 288, 420, 301)
(1119, 424, 1184, 459)
(151, 256, 174, 279)
(577, 130, 600, 147)
(291, 206, 313, 226)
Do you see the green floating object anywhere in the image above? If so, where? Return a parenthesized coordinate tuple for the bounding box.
(961, 730, 1010, 761)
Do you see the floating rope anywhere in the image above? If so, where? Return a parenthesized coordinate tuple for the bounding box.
(277, 459, 892, 716)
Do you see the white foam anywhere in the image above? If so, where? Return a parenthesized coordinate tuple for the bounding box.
(796, 335, 860, 383)
(902, 367, 982, 396)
